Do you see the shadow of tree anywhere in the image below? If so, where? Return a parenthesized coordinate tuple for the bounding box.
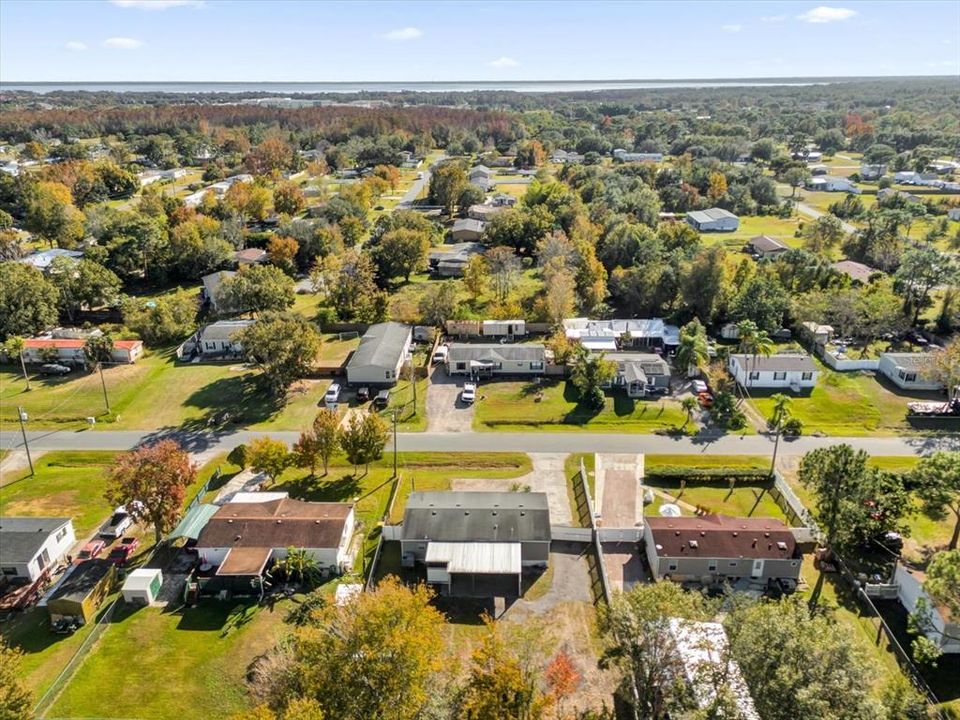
(181, 374, 284, 428)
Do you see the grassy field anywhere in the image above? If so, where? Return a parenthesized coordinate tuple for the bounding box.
(0, 451, 117, 537)
(645, 477, 787, 520)
(746, 362, 935, 436)
(700, 214, 803, 249)
(644, 454, 770, 472)
(46, 598, 295, 720)
(474, 379, 688, 433)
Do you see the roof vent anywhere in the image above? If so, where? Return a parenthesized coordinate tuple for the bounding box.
(655, 544, 663, 552)
(700, 531, 705, 537)
(675, 530, 681, 536)
(777, 541, 788, 551)
(277, 520, 282, 524)
(689, 540, 699, 549)
(764, 532, 770, 538)
(492, 511, 497, 516)
(732, 532, 738, 537)
(228, 519, 233, 523)
(520, 511, 525, 516)
(431, 511, 437, 516)
(464, 511, 470, 516)
(751, 538, 758, 548)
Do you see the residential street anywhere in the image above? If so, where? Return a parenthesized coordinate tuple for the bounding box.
(2, 428, 958, 459)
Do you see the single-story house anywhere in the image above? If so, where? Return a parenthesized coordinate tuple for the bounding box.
(22, 337, 143, 366)
(482, 319, 526, 338)
(234, 248, 268, 266)
(860, 163, 887, 180)
(181, 320, 253, 360)
(798, 321, 833, 346)
(446, 343, 546, 378)
(345, 322, 412, 387)
(806, 176, 861, 194)
(428, 242, 485, 277)
(877, 352, 941, 392)
(451, 218, 486, 242)
(947, 208, 960, 222)
(468, 165, 493, 191)
(400, 491, 551, 597)
(551, 150, 584, 164)
(121, 568, 163, 606)
(201, 270, 236, 312)
(644, 515, 803, 588)
(727, 353, 818, 390)
(16, 248, 83, 272)
(491, 193, 517, 207)
(833, 259, 879, 284)
(746, 235, 789, 259)
(895, 564, 960, 654)
(930, 160, 960, 174)
(613, 149, 663, 162)
(195, 498, 356, 585)
(47, 559, 116, 624)
(686, 208, 740, 232)
(603, 352, 671, 398)
(878, 188, 922, 204)
(467, 204, 506, 221)
(894, 171, 919, 184)
(0, 517, 75, 582)
(668, 620, 761, 720)
(563, 318, 681, 351)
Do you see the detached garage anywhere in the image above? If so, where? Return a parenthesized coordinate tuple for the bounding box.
(47, 559, 115, 624)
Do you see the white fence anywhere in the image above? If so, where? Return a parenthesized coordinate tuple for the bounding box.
(598, 527, 644, 543)
(382, 524, 402, 541)
(817, 346, 880, 372)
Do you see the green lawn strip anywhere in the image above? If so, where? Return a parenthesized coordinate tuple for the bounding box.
(47, 599, 294, 720)
(700, 214, 804, 249)
(747, 361, 923, 437)
(0, 451, 117, 537)
(644, 454, 769, 472)
(474, 380, 687, 433)
(644, 477, 786, 521)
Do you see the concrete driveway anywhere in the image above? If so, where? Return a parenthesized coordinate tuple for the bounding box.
(450, 452, 572, 525)
(426, 366, 475, 432)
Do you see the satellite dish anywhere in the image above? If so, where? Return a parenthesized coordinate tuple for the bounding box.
(659, 503, 682, 517)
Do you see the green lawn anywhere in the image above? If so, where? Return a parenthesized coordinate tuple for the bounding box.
(700, 215, 803, 249)
(644, 454, 769, 472)
(747, 361, 935, 436)
(474, 380, 688, 433)
(645, 477, 787, 521)
(46, 599, 295, 720)
(0, 451, 117, 537)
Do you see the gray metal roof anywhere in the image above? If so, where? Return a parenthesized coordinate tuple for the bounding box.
(688, 208, 737, 223)
(447, 343, 545, 364)
(347, 322, 410, 371)
(199, 320, 253, 342)
(425, 541, 522, 574)
(604, 352, 670, 376)
(881, 352, 931, 369)
(452, 218, 486, 234)
(428, 242, 485, 262)
(729, 353, 816, 372)
(748, 235, 788, 253)
(402, 491, 550, 543)
(0, 517, 71, 564)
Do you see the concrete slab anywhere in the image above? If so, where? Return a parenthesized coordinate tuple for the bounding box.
(601, 542, 648, 592)
(595, 453, 645, 529)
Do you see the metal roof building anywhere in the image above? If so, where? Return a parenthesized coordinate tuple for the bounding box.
(400, 492, 551, 598)
(345, 322, 411, 387)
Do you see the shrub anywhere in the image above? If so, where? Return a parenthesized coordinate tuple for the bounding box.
(227, 443, 248, 469)
(782, 417, 803, 436)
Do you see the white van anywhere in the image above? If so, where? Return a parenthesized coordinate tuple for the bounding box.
(432, 346, 449, 364)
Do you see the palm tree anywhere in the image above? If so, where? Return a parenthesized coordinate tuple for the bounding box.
(768, 393, 793, 474)
(5, 336, 30, 391)
(681, 396, 699, 430)
(736, 321, 773, 390)
(675, 320, 710, 378)
(275, 547, 320, 586)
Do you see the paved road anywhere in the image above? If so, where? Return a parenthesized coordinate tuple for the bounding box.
(397, 155, 447, 208)
(794, 199, 858, 234)
(3, 428, 958, 458)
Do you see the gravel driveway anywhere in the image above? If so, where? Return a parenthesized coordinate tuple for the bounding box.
(426, 366, 475, 432)
(450, 452, 572, 525)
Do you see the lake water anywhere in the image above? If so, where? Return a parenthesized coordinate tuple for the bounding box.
(0, 79, 833, 95)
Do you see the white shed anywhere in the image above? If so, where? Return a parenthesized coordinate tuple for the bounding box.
(121, 568, 163, 606)
(481, 319, 526, 337)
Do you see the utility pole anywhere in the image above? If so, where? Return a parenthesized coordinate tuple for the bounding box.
(410, 359, 417, 416)
(97, 363, 111, 414)
(391, 410, 398, 479)
(17, 407, 34, 476)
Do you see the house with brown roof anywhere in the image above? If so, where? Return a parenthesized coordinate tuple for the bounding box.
(832, 259, 879, 284)
(22, 336, 143, 366)
(195, 498, 355, 586)
(233, 248, 268, 266)
(643, 515, 803, 590)
(746, 235, 789, 260)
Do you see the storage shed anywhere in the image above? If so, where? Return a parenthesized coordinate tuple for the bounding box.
(122, 568, 163, 606)
(47, 559, 116, 624)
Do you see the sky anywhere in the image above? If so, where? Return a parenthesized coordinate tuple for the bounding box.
(0, 0, 958, 83)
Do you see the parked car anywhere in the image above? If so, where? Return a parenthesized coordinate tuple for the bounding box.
(40, 363, 71, 376)
(432, 346, 449, 364)
(373, 389, 390, 409)
(691, 380, 708, 395)
(697, 392, 714, 408)
(356, 386, 370, 402)
(98, 506, 134, 539)
(461, 383, 477, 404)
(52, 617, 80, 635)
(74, 540, 106, 563)
(906, 330, 929, 347)
(324, 383, 341, 406)
(107, 537, 140, 566)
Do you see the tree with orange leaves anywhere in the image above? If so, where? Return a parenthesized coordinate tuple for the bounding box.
(545, 649, 580, 719)
(105, 440, 196, 543)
